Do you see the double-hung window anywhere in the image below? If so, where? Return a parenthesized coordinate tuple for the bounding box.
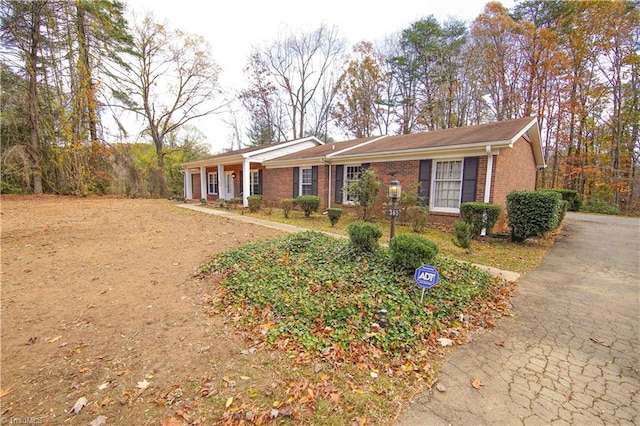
(250, 170, 260, 195)
(300, 167, 313, 195)
(207, 172, 218, 195)
(344, 165, 362, 204)
(432, 160, 463, 211)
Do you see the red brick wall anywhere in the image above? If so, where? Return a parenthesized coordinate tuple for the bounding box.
(492, 136, 537, 230)
(263, 168, 293, 204)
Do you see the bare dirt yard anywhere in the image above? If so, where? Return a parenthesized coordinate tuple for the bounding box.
(1, 196, 286, 425)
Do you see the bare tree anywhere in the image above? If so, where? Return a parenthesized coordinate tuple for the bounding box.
(252, 24, 346, 141)
(113, 13, 222, 196)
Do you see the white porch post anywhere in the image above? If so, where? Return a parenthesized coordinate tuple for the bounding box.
(200, 166, 207, 201)
(482, 145, 494, 236)
(217, 164, 225, 199)
(242, 158, 250, 207)
(184, 168, 193, 200)
(327, 162, 332, 209)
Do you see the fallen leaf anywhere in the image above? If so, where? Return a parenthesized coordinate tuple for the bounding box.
(137, 379, 151, 390)
(494, 339, 505, 346)
(370, 371, 378, 378)
(98, 382, 109, 390)
(225, 396, 233, 408)
(471, 378, 484, 389)
(26, 337, 37, 345)
(437, 337, 453, 347)
(48, 335, 62, 343)
(240, 376, 250, 380)
(89, 415, 107, 426)
(161, 418, 182, 426)
(0, 388, 13, 398)
(71, 396, 88, 414)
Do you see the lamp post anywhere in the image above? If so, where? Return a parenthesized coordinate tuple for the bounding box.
(388, 178, 401, 239)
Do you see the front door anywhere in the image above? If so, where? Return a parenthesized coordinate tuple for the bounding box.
(223, 171, 234, 199)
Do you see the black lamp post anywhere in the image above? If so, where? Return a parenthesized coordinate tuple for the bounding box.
(388, 178, 401, 239)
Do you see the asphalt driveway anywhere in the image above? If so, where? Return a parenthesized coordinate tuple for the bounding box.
(396, 212, 640, 425)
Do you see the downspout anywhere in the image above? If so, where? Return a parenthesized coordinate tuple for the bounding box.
(482, 145, 494, 236)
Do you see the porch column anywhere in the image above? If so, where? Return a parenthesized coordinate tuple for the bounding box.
(217, 164, 225, 198)
(184, 168, 193, 200)
(242, 158, 250, 207)
(482, 145, 494, 236)
(200, 166, 207, 201)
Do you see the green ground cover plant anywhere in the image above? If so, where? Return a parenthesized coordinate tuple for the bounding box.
(199, 231, 515, 424)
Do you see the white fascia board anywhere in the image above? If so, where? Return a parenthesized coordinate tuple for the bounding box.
(265, 158, 324, 169)
(250, 140, 321, 163)
(241, 136, 324, 159)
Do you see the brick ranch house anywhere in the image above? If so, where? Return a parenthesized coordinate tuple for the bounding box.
(183, 116, 545, 230)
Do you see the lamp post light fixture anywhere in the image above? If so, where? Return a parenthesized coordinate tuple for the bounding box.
(388, 178, 401, 239)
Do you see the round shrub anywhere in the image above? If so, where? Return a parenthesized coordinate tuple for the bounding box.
(295, 195, 321, 218)
(326, 208, 343, 227)
(247, 195, 263, 212)
(452, 219, 472, 249)
(281, 198, 294, 218)
(389, 234, 438, 270)
(347, 221, 382, 253)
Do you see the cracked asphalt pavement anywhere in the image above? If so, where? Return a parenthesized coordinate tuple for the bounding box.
(396, 212, 640, 426)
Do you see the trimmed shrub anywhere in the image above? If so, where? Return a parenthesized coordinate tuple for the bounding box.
(199, 197, 207, 205)
(247, 195, 263, 212)
(230, 197, 243, 209)
(389, 234, 438, 271)
(296, 195, 321, 218)
(347, 221, 383, 253)
(405, 205, 429, 233)
(460, 202, 501, 239)
(452, 220, 472, 249)
(281, 198, 294, 218)
(546, 189, 581, 212)
(507, 190, 565, 242)
(326, 208, 343, 227)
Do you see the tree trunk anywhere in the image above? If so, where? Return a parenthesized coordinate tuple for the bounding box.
(27, 1, 44, 194)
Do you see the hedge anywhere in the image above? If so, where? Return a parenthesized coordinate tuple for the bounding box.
(507, 190, 566, 242)
(459, 202, 501, 239)
(543, 189, 581, 212)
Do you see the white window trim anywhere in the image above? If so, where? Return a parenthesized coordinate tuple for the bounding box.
(343, 164, 362, 205)
(249, 169, 260, 195)
(207, 172, 218, 195)
(299, 167, 313, 196)
(430, 159, 464, 213)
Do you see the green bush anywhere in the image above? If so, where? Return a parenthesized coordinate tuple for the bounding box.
(460, 202, 502, 239)
(507, 190, 565, 242)
(581, 196, 621, 215)
(281, 198, 294, 218)
(405, 205, 429, 233)
(247, 195, 263, 212)
(326, 208, 343, 227)
(389, 234, 438, 270)
(199, 197, 207, 205)
(347, 221, 382, 253)
(545, 189, 581, 212)
(296, 195, 321, 218)
(452, 220, 472, 248)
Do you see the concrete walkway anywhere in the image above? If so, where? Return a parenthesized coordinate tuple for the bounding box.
(395, 213, 640, 425)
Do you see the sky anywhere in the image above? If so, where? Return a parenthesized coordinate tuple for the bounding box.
(121, 0, 516, 153)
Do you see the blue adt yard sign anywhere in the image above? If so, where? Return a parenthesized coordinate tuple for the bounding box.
(414, 265, 439, 288)
(414, 264, 439, 303)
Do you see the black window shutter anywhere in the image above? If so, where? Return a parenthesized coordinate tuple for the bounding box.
(461, 157, 479, 203)
(293, 167, 299, 198)
(335, 165, 344, 204)
(311, 166, 318, 195)
(257, 169, 263, 195)
(418, 160, 432, 206)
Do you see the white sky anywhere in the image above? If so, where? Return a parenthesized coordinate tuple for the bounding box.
(121, 0, 515, 153)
